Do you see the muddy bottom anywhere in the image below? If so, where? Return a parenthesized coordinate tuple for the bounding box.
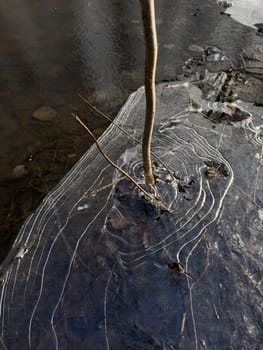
(0, 91, 113, 263)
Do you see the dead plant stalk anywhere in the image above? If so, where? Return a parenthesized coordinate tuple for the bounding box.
(72, 114, 170, 211)
(140, 0, 158, 187)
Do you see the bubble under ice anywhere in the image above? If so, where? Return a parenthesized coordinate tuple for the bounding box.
(0, 81, 262, 349)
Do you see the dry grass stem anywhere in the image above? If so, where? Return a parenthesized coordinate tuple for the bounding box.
(72, 113, 170, 211)
(140, 0, 158, 186)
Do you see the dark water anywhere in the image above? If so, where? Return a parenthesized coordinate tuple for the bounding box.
(0, 0, 262, 261)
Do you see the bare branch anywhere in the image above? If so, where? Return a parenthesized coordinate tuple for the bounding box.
(140, 0, 158, 186)
(72, 113, 170, 211)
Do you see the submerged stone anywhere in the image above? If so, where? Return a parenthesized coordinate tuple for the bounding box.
(32, 106, 57, 122)
(11, 164, 28, 179)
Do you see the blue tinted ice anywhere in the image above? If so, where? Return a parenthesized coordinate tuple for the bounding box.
(0, 81, 262, 349)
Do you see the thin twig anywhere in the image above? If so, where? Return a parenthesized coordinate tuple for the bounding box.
(72, 113, 170, 211)
(77, 93, 113, 124)
(77, 94, 178, 183)
(140, 0, 158, 186)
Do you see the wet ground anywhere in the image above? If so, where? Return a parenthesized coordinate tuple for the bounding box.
(0, 0, 262, 262)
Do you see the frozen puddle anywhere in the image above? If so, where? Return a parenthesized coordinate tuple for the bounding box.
(0, 74, 262, 349)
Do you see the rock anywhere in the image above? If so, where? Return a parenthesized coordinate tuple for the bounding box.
(32, 106, 57, 122)
(188, 44, 204, 52)
(12, 164, 28, 179)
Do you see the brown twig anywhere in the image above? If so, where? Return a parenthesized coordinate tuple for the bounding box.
(72, 113, 170, 211)
(140, 0, 158, 186)
(77, 93, 178, 183)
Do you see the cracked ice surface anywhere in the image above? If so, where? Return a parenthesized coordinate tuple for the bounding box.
(0, 80, 262, 349)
